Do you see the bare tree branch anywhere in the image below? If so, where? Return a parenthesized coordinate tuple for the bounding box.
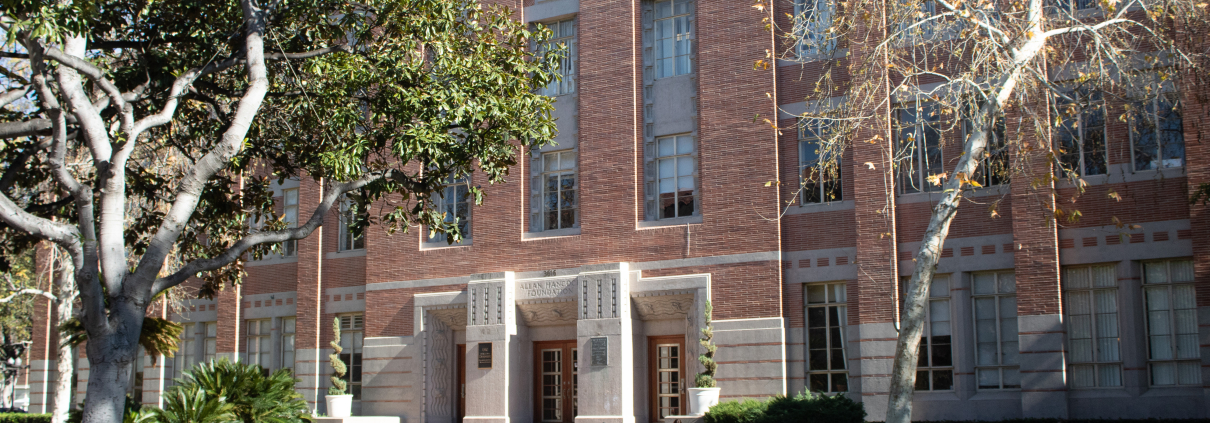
(150, 171, 385, 296)
(0, 288, 57, 303)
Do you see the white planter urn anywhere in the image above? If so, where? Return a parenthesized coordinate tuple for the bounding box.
(325, 394, 353, 418)
(687, 387, 721, 416)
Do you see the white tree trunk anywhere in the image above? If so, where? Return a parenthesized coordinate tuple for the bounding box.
(52, 260, 76, 423)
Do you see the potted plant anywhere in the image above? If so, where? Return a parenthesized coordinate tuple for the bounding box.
(688, 300, 721, 415)
(326, 317, 354, 418)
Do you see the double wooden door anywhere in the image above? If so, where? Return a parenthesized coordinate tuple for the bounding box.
(534, 340, 578, 423)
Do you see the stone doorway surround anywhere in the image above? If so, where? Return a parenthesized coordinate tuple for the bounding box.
(412, 264, 713, 423)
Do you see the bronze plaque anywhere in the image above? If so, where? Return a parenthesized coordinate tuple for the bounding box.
(590, 337, 608, 366)
(477, 342, 493, 369)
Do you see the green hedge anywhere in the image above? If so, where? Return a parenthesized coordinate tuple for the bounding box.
(0, 414, 52, 423)
(704, 392, 866, 423)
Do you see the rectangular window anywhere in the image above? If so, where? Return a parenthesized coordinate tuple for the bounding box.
(282, 188, 299, 256)
(173, 323, 197, 382)
(901, 275, 954, 391)
(1143, 259, 1200, 386)
(799, 121, 842, 204)
(203, 322, 217, 363)
(1055, 88, 1107, 177)
(648, 135, 697, 219)
(654, 0, 692, 78)
(794, 0, 835, 57)
(894, 101, 946, 194)
(338, 201, 366, 251)
(972, 271, 1019, 389)
(281, 317, 296, 374)
(429, 176, 471, 244)
(898, 0, 938, 41)
(339, 314, 365, 399)
(534, 151, 578, 231)
(1064, 265, 1122, 388)
(963, 101, 1009, 186)
(246, 319, 272, 371)
(1131, 93, 1184, 171)
(538, 19, 576, 96)
(805, 282, 848, 392)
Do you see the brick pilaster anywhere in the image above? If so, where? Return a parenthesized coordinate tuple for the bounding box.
(293, 177, 326, 410)
(1009, 102, 1067, 418)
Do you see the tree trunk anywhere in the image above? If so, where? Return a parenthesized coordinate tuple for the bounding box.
(51, 260, 76, 423)
(80, 299, 144, 423)
(884, 100, 999, 423)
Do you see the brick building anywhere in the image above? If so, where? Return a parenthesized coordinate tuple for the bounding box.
(19, 0, 1210, 420)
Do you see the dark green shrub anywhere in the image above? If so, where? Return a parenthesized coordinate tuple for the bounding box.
(760, 392, 865, 423)
(0, 414, 52, 423)
(704, 392, 865, 423)
(703, 399, 768, 423)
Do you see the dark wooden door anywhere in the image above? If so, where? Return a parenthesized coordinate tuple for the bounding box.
(649, 336, 686, 422)
(534, 340, 578, 423)
(457, 343, 466, 422)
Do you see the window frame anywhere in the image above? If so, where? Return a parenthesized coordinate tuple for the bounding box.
(793, 0, 836, 58)
(1054, 87, 1108, 177)
(652, 0, 694, 79)
(281, 317, 296, 374)
(1129, 92, 1185, 172)
(533, 150, 579, 232)
(246, 319, 272, 371)
(894, 100, 947, 194)
(426, 175, 472, 245)
(647, 134, 699, 220)
(203, 322, 217, 363)
(901, 275, 954, 391)
(798, 120, 843, 204)
(1062, 264, 1123, 389)
(971, 271, 1020, 390)
(804, 281, 849, 393)
(338, 200, 366, 252)
(961, 100, 1010, 187)
(337, 314, 365, 400)
(1142, 259, 1200, 387)
(282, 188, 299, 256)
(536, 19, 577, 97)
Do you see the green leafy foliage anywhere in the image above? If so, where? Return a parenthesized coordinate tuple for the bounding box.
(329, 317, 347, 396)
(151, 359, 311, 423)
(696, 300, 717, 388)
(703, 393, 865, 423)
(0, 414, 52, 423)
(67, 395, 147, 423)
(59, 317, 182, 363)
(144, 384, 237, 423)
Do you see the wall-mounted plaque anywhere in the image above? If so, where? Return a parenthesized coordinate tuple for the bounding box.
(590, 337, 608, 366)
(477, 342, 493, 369)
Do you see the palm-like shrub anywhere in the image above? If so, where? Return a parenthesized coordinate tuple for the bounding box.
(155, 359, 311, 423)
(144, 385, 236, 423)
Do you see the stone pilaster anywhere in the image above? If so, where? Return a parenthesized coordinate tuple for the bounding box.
(574, 263, 634, 423)
(463, 272, 519, 423)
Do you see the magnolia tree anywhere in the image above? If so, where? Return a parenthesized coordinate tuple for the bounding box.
(0, 0, 562, 421)
(755, 0, 1209, 420)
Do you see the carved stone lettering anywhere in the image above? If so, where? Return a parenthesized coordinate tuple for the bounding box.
(519, 279, 574, 299)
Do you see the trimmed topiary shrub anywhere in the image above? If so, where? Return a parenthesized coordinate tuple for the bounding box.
(0, 414, 52, 423)
(703, 392, 865, 423)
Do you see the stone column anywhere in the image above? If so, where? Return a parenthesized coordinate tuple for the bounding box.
(463, 272, 518, 423)
(575, 263, 634, 423)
